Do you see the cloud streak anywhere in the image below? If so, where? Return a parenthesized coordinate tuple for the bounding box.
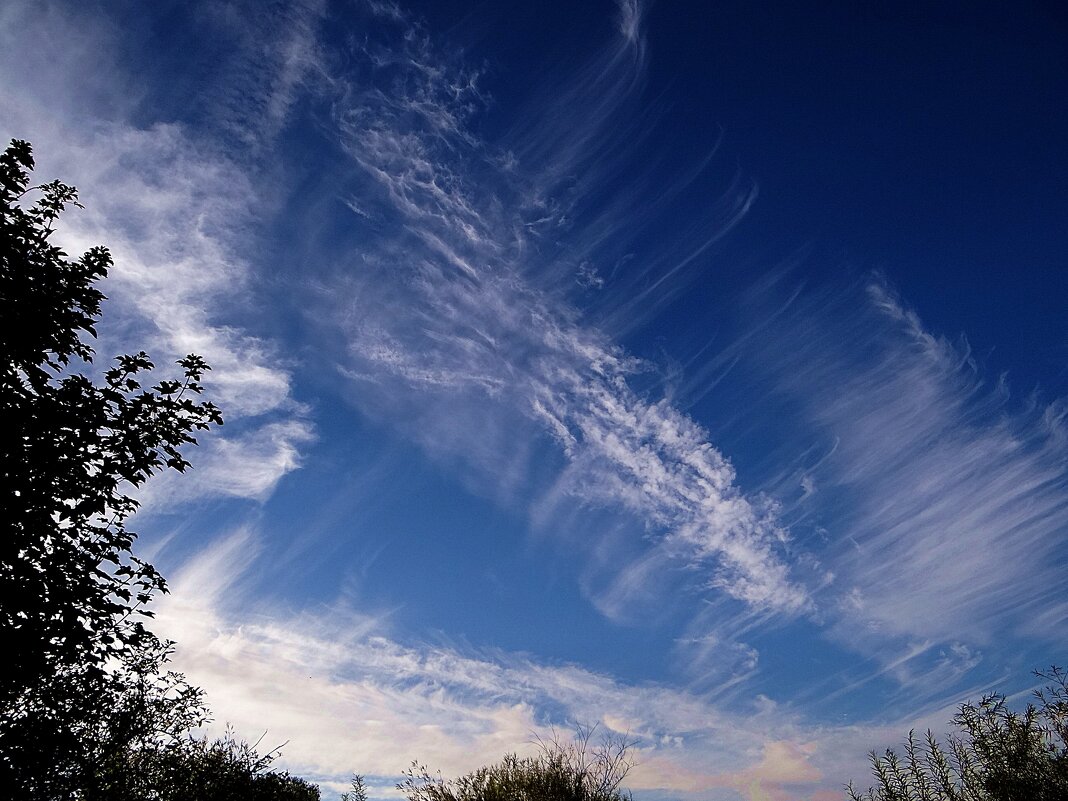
(327, 0, 809, 617)
(0, 0, 315, 510)
(708, 271, 1068, 695)
(154, 529, 887, 801)
(826, 283, 1068, 641)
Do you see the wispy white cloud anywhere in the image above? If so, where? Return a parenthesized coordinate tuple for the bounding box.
(155, 530, 894, 801)
(835, 284, 1065, 644)
(325, 0, 809, 619)
(616, 0, 644, 45)
(157, 528, 1025, 801)
(319, 0, 1064, 712)
(0, 1, 315, 510)
(717, 272, 1068, 686)
(199, 0, 329, 150)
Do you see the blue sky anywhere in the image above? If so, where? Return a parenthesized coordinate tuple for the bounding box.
(3, 1, 1066, 798)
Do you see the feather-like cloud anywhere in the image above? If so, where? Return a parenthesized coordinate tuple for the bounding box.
(328, 0, 810, 616)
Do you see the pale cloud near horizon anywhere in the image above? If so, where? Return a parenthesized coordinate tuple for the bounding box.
(153, 527, 908, 801)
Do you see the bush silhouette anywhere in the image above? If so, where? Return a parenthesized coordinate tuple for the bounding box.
(399, 727, 634, 801)
(848, 667, 1068, 801)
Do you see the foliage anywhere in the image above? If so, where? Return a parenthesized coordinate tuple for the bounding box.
(342, 775, 370, 801)
(4, 637, 208, 800)
(0, 136, 224, 796)
(847, 667, 1068, 801)
(399, 726, 634, 801)
(113, 729, 321, 801)
(1, 139, 313, 800)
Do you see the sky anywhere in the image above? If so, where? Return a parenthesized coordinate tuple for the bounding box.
(2, 0, 1067, 799)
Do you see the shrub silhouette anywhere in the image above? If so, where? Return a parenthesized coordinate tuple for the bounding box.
(399, 727, 634, 801)
(848, 667, 1068, 801)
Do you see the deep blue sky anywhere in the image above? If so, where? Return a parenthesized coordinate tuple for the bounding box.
(394, 0, 1068, 398)
(3, 1, 1066, 799)
(659, 0, 1068, 387)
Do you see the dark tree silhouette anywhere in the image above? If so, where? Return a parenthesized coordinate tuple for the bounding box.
(0, 139, 317, 800)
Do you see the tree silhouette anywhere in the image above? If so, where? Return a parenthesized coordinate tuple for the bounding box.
(0, 137, 225, 795)
(1, 138, 316, 799)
